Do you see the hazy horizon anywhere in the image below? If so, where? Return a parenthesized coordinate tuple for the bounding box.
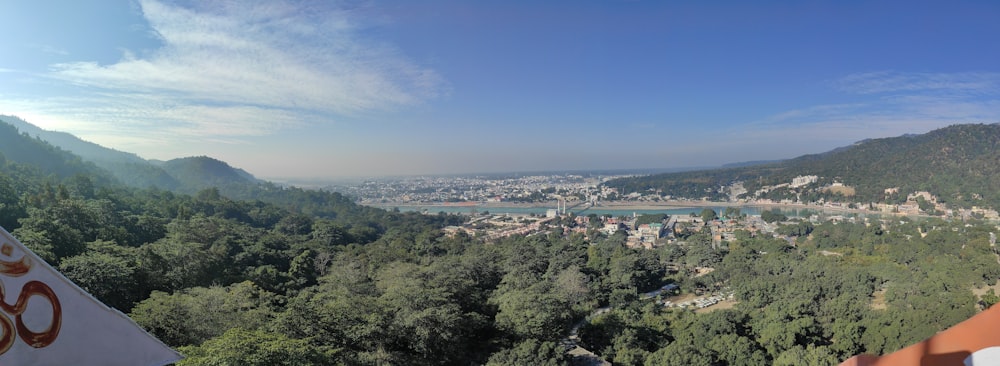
(2, 1, 999, 178)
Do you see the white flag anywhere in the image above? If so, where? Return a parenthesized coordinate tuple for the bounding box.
(0, 227, 182, 365)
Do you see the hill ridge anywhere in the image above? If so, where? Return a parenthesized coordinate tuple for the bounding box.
(604, 123, 1000, 212)
(0, 116, 257, 193)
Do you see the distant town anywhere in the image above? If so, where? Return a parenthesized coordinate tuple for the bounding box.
(327, 173, 1000, 222)
(317, 172, 1000, 262)
(327, 173, 628, 205)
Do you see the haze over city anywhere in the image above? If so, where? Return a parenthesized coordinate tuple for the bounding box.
(1, 0, 998, 179)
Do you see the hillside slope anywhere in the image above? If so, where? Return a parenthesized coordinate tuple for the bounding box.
(0, 116, 266, 194)
(0, 116, 372, 217)
(0, 115, 181, 189)
(605, 123, 1000, 210)
(0, 121, 110, 182)
(157, 156, 259, 194)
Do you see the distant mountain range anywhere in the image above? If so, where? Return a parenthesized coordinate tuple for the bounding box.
(0, 115, 259, 194)
(604, 123, 1000, 210)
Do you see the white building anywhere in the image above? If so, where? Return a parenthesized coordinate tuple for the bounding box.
(790, 175, 819, 188)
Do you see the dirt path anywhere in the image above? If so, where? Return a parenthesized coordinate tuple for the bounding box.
(567, 347, 612, 366)
(564, 307, 612, 365)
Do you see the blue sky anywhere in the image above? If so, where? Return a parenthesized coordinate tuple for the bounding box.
(1, 0, 999, 179)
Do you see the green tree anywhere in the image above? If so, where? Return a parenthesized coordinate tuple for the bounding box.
(273, 285, 384, 364)
(700, 208, 718, 223)
(178, 328, 333, 366)
(376, 262, 478, 365)
(723, 207, 742, 219)
(761, 209, 788, 223)
(915, 196, 937, 214)
(130, 282, 278, 347)
(491, 281, 573, 341)
(773, 345, 840, 366)
(0, 175, 25, 230)
(59, 250, 140, 311)
(645, 342, 716, 366)
(553, 265, 594, 313)
(983, 289, 1000, 309)
(137, 238, 224, 292)
(485, 339, 567, 366)
(15, 204, 89, 262)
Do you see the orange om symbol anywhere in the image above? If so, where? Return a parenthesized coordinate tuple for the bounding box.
(0, 242, 62, 355)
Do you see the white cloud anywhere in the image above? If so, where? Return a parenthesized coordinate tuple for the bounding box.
(787, 71, 1000, 126)
(726, 71, 1000, 160)
(834, 71, 1000, 95)
(36, 0, 444, 141)
(763, 103, 871, 125)
(29, 44, 69, 56)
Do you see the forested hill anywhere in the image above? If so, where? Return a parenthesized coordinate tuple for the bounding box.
(0, 115, 182, 189)
(0, 117, 268, 194)
(0, 121, 112, 183)
(0, 118, 398, 221)
(0, 115, 147, 164)
(604, 123, 1000, 209)
(156, 156, 260, 193)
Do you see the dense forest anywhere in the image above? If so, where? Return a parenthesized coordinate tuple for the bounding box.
(605, 123, 1000, 209)
(1, 120, 999, 365)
